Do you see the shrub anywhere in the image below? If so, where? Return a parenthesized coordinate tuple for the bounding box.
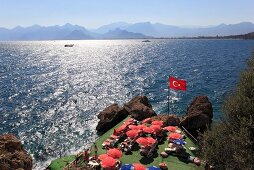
(201, 51, 254, 170)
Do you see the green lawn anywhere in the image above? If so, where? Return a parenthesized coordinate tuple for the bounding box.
(49, 117, 203, 170)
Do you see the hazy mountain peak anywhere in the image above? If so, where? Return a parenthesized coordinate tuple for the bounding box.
(12, 26, 24, 31)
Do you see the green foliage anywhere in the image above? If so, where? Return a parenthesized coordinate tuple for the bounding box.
(201, 51, 254, 170)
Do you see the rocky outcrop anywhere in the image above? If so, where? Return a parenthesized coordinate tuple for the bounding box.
(96, 96, 156, 134)
(124, 96, 156, 121)
(0, 134, 32, 170)
(96, 104, 129, 133)
(151, 114, 180, 126)
(180, 96, 213, 135)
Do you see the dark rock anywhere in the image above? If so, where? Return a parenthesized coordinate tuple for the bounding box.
(0, 134, 33, 170)
(180, 96, 213, 135)
(124, 96, 156, 121)
(96, 104, 129, 133)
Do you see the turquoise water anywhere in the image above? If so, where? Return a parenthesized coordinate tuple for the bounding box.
(0, 39, 254, 168)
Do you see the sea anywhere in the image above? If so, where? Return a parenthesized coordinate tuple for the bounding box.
(0, 39, 254, 169)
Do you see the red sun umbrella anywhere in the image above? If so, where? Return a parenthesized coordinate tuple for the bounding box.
(101, 156, 117, 168)
(136, 137, 149, 146)
(152, 120, 164, 126)
(116, 124, 127, 133)
(107, 148, 122, 159)
(126, 130, 139, 139)
(143, 127, 154, 134)
(126, 118, 134, 123)
(146, 137, 156, 145)
(163, 126, 177, 132)
(168, 133, 182, 140)
(137, 124, 147, 130)
(128, 125, 140, 130)
(142, 118, 152, 124)
(150, 125, 161, 133)
(98, 154, 110, 161)
(133, 163, 146, 170)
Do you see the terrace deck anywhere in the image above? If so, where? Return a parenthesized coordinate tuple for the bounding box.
(49, 117, 203, 170)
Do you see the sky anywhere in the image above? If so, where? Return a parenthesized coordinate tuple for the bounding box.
(0, 0, 254, 29)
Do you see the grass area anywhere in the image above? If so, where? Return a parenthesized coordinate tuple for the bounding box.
(49, 117, 203, 170)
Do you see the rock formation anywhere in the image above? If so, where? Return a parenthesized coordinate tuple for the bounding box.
(180, 96, 213, 136)
(124, 96, 156, 121)
(96, 104, 129, 133)
(96, 96, 156, 134)
(0, 134, 32, 170)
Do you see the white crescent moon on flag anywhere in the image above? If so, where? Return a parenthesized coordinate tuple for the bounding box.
(172, 81, 180, 87)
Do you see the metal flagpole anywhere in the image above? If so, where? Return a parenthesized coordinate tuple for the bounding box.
(167, 80, 170, 115)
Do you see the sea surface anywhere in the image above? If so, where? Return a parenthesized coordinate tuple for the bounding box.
(0, 39, 254, 169)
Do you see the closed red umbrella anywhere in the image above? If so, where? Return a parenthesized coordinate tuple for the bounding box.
(107, 148, 122, 159)
(126, 130, 139, 139)
(98, 154, 110, 161)
(146, 137, 156, 145)
(133, 163, 146, 170)
(152, 120, 163, 126)
(168, 133, 182, 140)
(163, 126, 177, 132)
(101, 156, 117, 168)
(136, 137, 149, 146)
(143, 127, 154, 134)
(142, 118, 152, 124)
(150, 125, 161, 133)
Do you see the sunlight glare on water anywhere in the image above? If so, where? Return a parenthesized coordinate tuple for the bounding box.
(0, 39, 253, 169)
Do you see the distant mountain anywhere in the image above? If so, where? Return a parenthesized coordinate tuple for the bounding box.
(93, 22, 130, 34)
(64, 30, 92, 40)
(0, 24, 94, 40)
(101, 28, 151, 39)
(0, 22, 254, 40)
(94, 21, 254, 37)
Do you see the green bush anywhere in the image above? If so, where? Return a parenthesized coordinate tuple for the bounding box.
(201, 51, 254, 170)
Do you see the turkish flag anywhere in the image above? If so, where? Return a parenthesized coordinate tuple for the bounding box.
(169, 76, 187, 91)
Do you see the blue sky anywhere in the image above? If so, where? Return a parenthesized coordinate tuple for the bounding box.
(1, 0, 254, 28)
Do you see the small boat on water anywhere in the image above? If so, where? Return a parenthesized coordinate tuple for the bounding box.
(142, 40, 151, 42)
(64, 44, 74, 47)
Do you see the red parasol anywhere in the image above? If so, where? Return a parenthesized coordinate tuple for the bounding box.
(143, 127, 154, 134)
(126, 130, 139, 139)
(163, 126, 177, 132)
(126, 118, 134, 123)
(142, 118, 152, 124)
(168, 133, 182, 140)
(136, 137, 149, 146)
(133, 163, 146, 170)
(152, 120, 164, 126)
(101, 156, 117, 168)
(146, 137, 156, 145)
(150, 125, 161, 133)
(128, 125, 140, 130)
(98, 154, 110, 161)
(107, 148, 123, 159)
(137, 124, 147, 130)
(116, 124, 127, 133)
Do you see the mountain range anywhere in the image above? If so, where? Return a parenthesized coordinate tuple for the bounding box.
(0, 22, 254, 40)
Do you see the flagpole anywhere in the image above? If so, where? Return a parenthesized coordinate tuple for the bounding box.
(167, 81, 170, 115)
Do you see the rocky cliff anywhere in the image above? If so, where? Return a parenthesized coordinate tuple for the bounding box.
(0, 134, 33, 170)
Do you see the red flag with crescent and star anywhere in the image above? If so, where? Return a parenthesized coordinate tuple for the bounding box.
(169, 76, 187, 91)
